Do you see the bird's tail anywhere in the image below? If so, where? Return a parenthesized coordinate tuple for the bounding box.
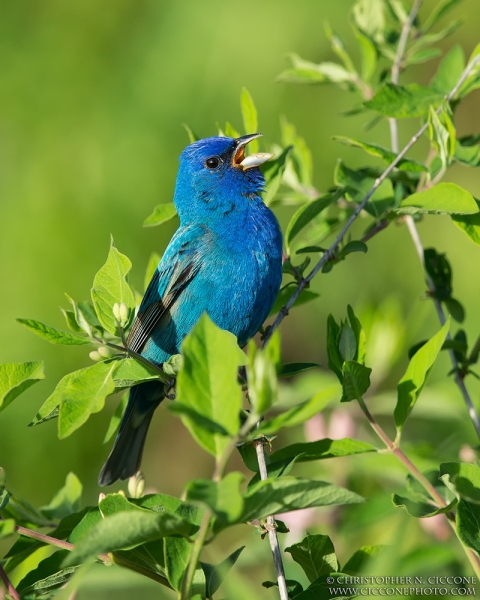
(98, 380, 165, 486)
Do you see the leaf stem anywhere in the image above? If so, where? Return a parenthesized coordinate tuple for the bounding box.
(0, 563, 19, 600)
(14, 523, 110, 563)
(92, 337, 171, 384)
(355, 396, 480, 577)
(180, 413, 259, 599)
(253, 439, 289, 600)
(11, 522, 174, 590)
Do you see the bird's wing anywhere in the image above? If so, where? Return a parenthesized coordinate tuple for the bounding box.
(127, 226, 206, 354)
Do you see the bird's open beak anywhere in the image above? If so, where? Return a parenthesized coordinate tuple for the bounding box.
(233, 133, 274, 171)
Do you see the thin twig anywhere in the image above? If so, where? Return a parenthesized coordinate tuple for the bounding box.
(355, 396, 480, 577)
(93, 337, 171, 384)
(385, 0, 480, 438)
(404, 217, 480, 437)
(0, 564, 19, 600)
(263, 54, 480, 347)
(181, 414, 260, 600)
(254, 439, 289, 600)
(389, 0, 423, 152)
(14, 524, 110, 564)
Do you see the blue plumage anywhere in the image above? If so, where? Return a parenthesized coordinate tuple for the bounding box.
(99, 134, 283, 486)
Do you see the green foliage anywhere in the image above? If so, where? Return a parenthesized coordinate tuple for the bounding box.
(0, 362, 45, 414)
(143, 202, 178, 227)
(91, 237, 135, 335)
(285, 535, 338, 581)
(4, 1, 480, 597)
(394, 320, 449, 432)
(172, 314, 246, 459)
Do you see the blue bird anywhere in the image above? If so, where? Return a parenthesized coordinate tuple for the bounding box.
(99, 134, 283, 486)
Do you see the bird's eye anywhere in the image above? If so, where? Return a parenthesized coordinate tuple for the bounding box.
(205, 156, 221, 169)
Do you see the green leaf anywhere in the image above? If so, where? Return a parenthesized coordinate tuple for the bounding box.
(334, 160, 395, 217)
(456, 499, 480, 553)
(427, 104, 455, 171)
(285, 193, 339, 252)
(41, 473, 82, 520)
(347, 305, 367, 364)
(169, 402, 230, 435)
(394, 320, 449, 431)
(440, 462, 480, 503)
(17, 319, 90, 345)
(0, 362, 45, 414)
(263, 579, 304, 598)
(459, 44, 480, 97)
(202, 546, 245, 598)
(240, 88, 258, 153)
(422, 0, 465, 33)
(112, 358, 161, 390)
(352, 0, 385, 42)
(452, 200, 480, 245)
(341, 361, 371, 402)
(17, 550, 80, 595)
(397, 183, 479, 215)
(431, 45, 465, 94)
(454, 136, 480, 168)
(246, 340, 278, 414)
(364, 83, 443, 118)
(269, 284, 320, 317)
(103, 392, 128, 443)
(353, 26, 377, 81)
(224, 121, 240, 138)
(183, 123, 199, 143)
(236, 476, 364, 525)
(0, 518, 15, 541)
(143, 202, 178, 228)
(392, 493, 456, 518)
(54, 362, 116, 439)
(175, 314, 245, 459)
(339, 325, 356, 362)
(405, 47, 442, 67)
(164, 536, 194, 592)
(269, 438, 378, 464)
(279, 54, 357, 86)
(186, 472, 244, 524)
(332, 136, 427, 172)
(91, 238, 135, 335)
(63, 510, 192, 567)
(262, 146, 292, 206)
(134, 493, 202, 526)
(255, 386, 340, 436)
(278, 363, 320, 378)
(248, 455, 300, 488)
(285, 534, 338, 582)
(326, 315, 343, 382)
(343, 546, 383, 574)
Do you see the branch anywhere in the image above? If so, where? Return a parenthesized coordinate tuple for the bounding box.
(384, 0, 480, 438)
(355, 396, 480, 578)
(181, 414, 260, 600)
(0, 564, 19, 600)
(404, 217, 480, 438)
(263, 52, 480, 349)
(389, 0, 423, 152)
(254, 439, 289, 600)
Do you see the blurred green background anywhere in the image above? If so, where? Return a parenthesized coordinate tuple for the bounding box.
(1, 0, 480, 597)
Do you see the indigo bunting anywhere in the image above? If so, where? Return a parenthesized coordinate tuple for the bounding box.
(99, 134, 283, 486)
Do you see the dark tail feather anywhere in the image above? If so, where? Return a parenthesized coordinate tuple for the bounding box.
(98, 380, 164, 486)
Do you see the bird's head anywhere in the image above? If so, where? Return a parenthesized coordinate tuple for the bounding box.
(173, 134, 273, 222)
